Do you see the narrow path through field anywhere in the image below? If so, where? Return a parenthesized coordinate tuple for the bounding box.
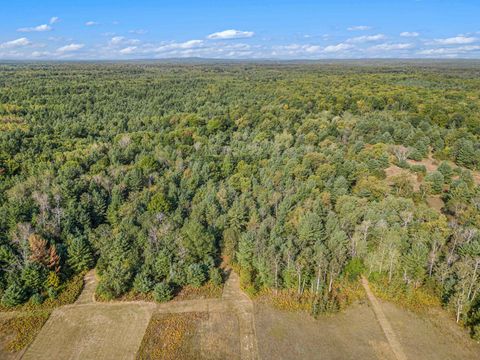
(361, 276, 408, 360)
(74, 269, 97, 305)
(20, 268, 259, 360)
(223, 270, 259, 360)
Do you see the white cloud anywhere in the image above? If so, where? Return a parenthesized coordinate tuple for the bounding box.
(277, 44, 322, 53)
(368, 43, 414, 51)
(400, 32, 419, 37)
(18, 24, 52, 32)
(347, 25, 371, 31)
(57, 43, 84, 53)
(129, 29, 148, 35)
(432, 36, 477, 45)
(119, 46, 137, 55)
(323, 43, 354, 53)
(85, 21, 100, 26)
(207, 29, 254, 40)
(347, 34, 386, 43)
(108, 36, 140, 46)
(0, 37, 31, 49)
(110, 36, 125, 45)
(418, 45, 480, 56)
(49, 17, 60, 24)
(156, 40, 204, 52)
(31, 51, 51, 57)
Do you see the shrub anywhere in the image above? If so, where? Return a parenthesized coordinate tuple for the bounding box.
(47, 287, 58, 300)
(425, 171, 444, 194)
(208, 267, 223, 287)
(133, 272, 154, 293)
(437, 161, 453, 182)
(153, 282, 172, 303)
(30, 293, 44, 305)
(95, 282, 114, 301)
(185, 264, 206, 288)
(343, 258, 365, 281)
(1, 281, 27, 307)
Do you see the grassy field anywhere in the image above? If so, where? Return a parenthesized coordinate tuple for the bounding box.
(254, 300, 480, 360)
(22, 303, 155, 360)
(4, 269, 480, 360)
(137, 309, 242, 360)
(137, 312, 208, 360)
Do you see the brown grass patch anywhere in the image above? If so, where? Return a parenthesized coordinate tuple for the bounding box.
(426, 195, 445, 212)
(0, 311, 50, 352)
(255, 280, 365, 313)
(173, 283, 223, 302)
(136, 312, 207, 360)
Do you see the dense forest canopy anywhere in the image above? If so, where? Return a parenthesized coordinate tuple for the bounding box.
(0, 62, 479, 337)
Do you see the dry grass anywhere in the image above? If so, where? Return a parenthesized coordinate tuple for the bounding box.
(136, 312, 207, 360)
(0, 311, 50, 352)
(22, 302, 155, 360)
(0, 274, 84, 356)
(369, 277, 441, 313)
(118, 291, 155, 302)
(255, 280, 365, 313)
(173, 283, 223, 302)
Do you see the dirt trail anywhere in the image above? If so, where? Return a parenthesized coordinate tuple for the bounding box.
(223, 271, 259, 360)
(361, 276, 408, 360)
(75, 269, 97, 305)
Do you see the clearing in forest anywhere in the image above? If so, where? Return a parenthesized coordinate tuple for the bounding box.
(254, 279, 480, 360)
(21, 269, 258, 360)
(13, 269, 480, 360)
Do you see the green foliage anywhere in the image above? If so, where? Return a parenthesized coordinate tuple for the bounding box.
(343, 258, 365, 281)
(147, 192, 172, 214)
(1, 281, 28, 307)
(67, 237, 94, 273)
(425, 171, 445, 194)
(209, 267, 223, 286)
(30, 292, 44, 305)
(153, 281, 173, 303)
(133, 272, 154, 293)
(185, 264, 206, 288)
(437, 162, 453, 182)
(21, 263, 47, 292)
(0, 63, 479, 338)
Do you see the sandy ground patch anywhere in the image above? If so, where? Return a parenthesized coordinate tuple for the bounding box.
(426, 195, 445, 212)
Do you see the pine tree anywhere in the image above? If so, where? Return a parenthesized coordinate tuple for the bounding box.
(28, 234, 49, 265)
(153, 282, 172, 302)
(1, 280, 27, 307)
(67, 237, 94, 273)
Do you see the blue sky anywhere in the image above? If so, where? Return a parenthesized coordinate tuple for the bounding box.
(1, 0, 479, 59)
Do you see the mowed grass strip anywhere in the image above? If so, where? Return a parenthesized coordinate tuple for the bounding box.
(137, 312, 207, 360)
